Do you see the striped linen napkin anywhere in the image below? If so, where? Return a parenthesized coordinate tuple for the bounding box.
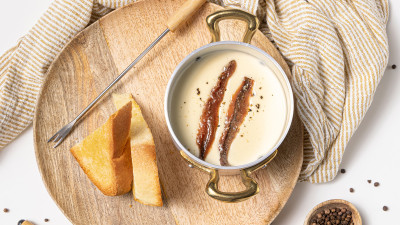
(0, 0, 389, 183)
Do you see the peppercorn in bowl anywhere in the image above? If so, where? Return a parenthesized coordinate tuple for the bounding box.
(304, 199, 362, 225)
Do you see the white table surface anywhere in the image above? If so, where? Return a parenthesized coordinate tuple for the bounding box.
(0, 1, 398, 224)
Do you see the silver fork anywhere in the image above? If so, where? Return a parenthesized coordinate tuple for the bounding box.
(48, 0, 207, 148)
(47, 29, 169, 148)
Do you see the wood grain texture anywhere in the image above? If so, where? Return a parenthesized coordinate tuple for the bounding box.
(33, 0, 303, 224)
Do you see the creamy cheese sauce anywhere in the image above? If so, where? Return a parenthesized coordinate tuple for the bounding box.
(171, 50, 288, 166)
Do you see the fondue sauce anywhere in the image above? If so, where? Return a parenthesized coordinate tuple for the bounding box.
(172, 50, 287, 166)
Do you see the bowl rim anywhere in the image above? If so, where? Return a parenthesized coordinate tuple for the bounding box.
(164, 41, 294, 170)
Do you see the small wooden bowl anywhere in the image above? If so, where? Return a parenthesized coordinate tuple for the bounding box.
(304, 199, 362, 225)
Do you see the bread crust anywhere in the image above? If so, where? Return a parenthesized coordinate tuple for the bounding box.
(113, 93, 163, 206)
(71, 102, 133, 196)
(131, 144, 162, 206)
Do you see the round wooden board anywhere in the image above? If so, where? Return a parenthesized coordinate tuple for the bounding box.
(33, 0, 303, 224)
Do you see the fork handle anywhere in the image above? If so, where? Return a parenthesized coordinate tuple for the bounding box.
(166, 0, 206, 32)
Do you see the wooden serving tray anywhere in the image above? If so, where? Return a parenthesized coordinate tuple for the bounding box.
(33, 0, 303, 224)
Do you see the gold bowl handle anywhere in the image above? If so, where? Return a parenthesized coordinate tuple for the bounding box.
(180, 150, 279, 203)
(206, 169, 259, 203)
(204, 150, 277, 202)
(206, 9, 260, 44)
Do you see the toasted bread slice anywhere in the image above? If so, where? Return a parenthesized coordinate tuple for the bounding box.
(71, 102, 133, 196)
(113, 93, 163, 206)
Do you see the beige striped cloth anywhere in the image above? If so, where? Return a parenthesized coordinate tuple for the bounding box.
(0, 0, 389, 183)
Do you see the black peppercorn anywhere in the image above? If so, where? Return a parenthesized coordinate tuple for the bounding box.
(311, 207, 353, 225)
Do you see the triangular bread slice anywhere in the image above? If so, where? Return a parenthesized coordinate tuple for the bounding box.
(113, 93, 163, 206)
(71, 102, 133, 196)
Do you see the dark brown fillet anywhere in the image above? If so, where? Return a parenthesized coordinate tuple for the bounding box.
(219, 77, 254, 166)
(196, 60, 237, 160)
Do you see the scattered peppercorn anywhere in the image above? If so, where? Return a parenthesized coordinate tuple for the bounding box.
(44, 218, 50, 222)
(259, 87, 262, 90)
(256, 104, 260, 109)
(367, 180, 371, 183)
(206, 82, 208, 84)
(374, 182, 380, 187)
(392, 64, 396, 69)
(260, 96, 263, 99)
(196, 88, 200, 95)
(341, 169, 346, 174)
(350, 188, 354, 193)
(383, 206, 389, 211)
(249, 109, 252, 112)
(3, 208, 9, 213)
(195, 56, 201, 61)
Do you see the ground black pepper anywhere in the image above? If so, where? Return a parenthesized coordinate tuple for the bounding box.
(349, 188, 354, 193)
(392, 64, 396, 69)
(196, 88, 200, 95)
(3, 208, 9, 213)
(44, 218, 49, 222)
(341, 169, 346, 174)
(367, 180, 371, 183)
(383, 206, 389, 211)
(374, 182, 380, 187)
